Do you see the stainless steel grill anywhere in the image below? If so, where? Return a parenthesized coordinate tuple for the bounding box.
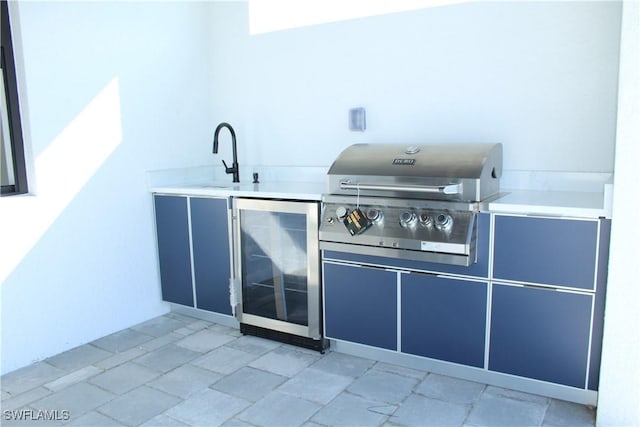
(319, 143, 502, 266)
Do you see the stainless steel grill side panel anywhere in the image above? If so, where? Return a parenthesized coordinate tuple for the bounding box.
(327, 143, 502, 202)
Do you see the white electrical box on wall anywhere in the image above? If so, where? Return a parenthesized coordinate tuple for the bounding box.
(349, 107, 366, 132)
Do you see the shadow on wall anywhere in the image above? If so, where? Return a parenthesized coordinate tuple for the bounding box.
(0, 79, 122, 284)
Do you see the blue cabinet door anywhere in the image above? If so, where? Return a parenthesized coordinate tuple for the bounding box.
(402, 273, 487, 367)
(493, 216, 598, 290)
(489, 284, 592, 388)
(191, 197, 232, 315)
(154, 195, 194, 307)
(323, 262, 397, 350)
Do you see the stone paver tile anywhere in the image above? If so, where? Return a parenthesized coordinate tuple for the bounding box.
(30, 382, 114, 419)
(542, 399, 596, 427)
(212, 367, 286, 402)
(311, 391, 391, 426)
(44, 366, 103, 392)
(238, 390, 321, 427)
(66, 411, 124, 426)
(347, 369, 418, 405)
(97, 386, 181, 426)
(248, 346, 319, 377)
(133, 344, 200, 373)
(131, 316, 188, 337)
(191, 346, 258, 375)
(389, 393, 470, 426)
(139, 332, 184, 351)
(373, 361, 428, 380)
(171, 320, 212, 337)
(92, 346, 146, 370)
(185, 319, 213, 331)
(0, 387, 51, 411)
(466, 394, 547, 427)
(148, 364, 222, 398)
(89, 362, 160, 394)
(173, 326, 196, 336)
(225, 335, 281, 355)
(483, 385, 549, 405)
(175, 329, 236, 353)
(44, 344, 112, 372)
(166, 388, 250, 426)
(91, 328, 154, 353)
(278, 367, 353, 404)
(1, 362, 66, 395)
(208, 323, 243, 337)
(221, 419, 255, 427)
(141, 413, 190, 426)
(310, 351, 374, 378)
(416, 373, 486, 404)
(165, 312, 198, 323)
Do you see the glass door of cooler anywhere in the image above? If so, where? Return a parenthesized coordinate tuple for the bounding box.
(233, 198, 320, 340)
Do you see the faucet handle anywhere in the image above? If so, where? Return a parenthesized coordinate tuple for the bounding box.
(221, 159, 237, 174)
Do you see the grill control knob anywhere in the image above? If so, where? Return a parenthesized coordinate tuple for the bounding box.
(335, 206, 348, 219)
(435, 213, 453, 231)
(399, 211, 417, 228)
(419, 213, 433, 227)
(366, 208, 383, 224)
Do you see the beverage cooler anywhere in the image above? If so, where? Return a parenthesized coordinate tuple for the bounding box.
(232, 198, 328, 352)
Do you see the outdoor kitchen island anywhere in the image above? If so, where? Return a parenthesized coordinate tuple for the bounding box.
(150, 166, 612, 407)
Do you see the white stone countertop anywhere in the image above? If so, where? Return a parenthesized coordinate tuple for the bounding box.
(148, 167, 613, 219)
(151, 182, 611, 219)
(487, 189, 612, 219)
(151, 180, 326, 201)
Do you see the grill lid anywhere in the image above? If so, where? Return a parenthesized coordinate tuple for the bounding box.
(327, 143, 503, 202)
(328, 143, 502, 178)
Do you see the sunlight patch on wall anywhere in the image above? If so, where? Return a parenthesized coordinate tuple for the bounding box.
(0, 77, 122, 284)
(248, 0, 472, 34)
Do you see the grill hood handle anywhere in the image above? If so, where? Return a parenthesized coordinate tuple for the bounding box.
(339, 181, 462, 195)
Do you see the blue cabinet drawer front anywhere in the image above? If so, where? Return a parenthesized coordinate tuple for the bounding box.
(402, 274, 487, 367)
(323, 262, 397, 350)
(154, 195, 194, 307)
(191, 197, 232, 315)
(493, 216, 598, 290)
(489, 284, 592, 388)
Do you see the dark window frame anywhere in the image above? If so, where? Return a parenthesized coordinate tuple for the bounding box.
(1, 0, 28, 196)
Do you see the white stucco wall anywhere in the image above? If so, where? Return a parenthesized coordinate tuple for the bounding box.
(208, 1, 620, 173)
(596, 2, 640, 425)
(1, 1, 216, 374)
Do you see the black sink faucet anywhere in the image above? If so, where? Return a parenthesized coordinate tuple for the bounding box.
(212, 122, 239, 183)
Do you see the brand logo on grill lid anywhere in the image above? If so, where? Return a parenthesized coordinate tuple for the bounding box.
(392, 158, 416, 165)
